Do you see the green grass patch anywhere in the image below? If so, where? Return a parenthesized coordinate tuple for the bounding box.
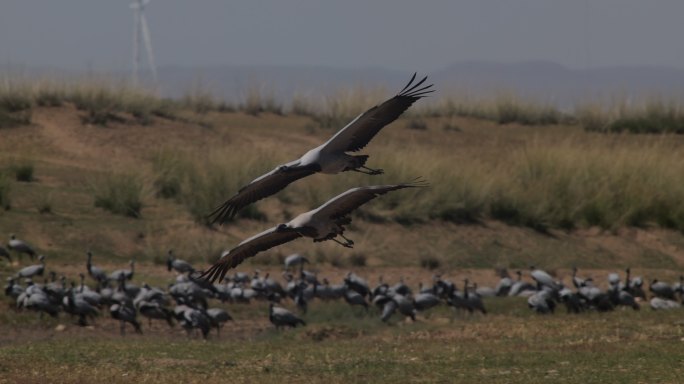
(1, 299, 684, 383)
(92, 172, 144, 218)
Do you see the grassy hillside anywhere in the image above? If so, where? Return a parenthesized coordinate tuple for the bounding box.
(4, 82, 684, 383)
(1, 82, 684, 272)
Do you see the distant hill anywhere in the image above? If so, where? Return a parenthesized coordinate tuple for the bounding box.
(4, 61, 684, 107)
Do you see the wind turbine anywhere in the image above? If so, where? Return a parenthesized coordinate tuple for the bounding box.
(130, 0, 157, 84)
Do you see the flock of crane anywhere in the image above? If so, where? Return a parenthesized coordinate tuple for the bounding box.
(3, 234, 684, 339)
(3, 74, 683, 339)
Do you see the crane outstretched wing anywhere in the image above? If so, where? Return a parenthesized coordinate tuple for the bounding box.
(208, 162, 320, 224)
(322, 73, 434, 153)
(199, 227, 302, 283)
(312, 179, 429, 220)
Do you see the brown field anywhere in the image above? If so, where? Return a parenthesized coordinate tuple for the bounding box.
(2, 96, 684, 383)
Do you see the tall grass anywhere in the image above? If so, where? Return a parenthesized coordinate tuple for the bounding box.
(1, 78, 178, 126)
(578, 100, 684, 134)
(151, 148, 272, 225)
(312, 87, 387, 129)
(418, 94, 568, 126)
(92, 172, 144, 218)
(266, 138, 684, 232)
(240, 84, 282, 116)
(12, 162, 34, 182)
(0, 83, 32, 128)
(0, 172, 10, 210)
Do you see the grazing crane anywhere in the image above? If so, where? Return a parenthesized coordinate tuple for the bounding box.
(64, 282, 100, 326)
(208, 73, 434, 223)
(7, 234, 36, 261)
(391, 277, 412, 296)
(344, 287, 369, 312)
(559, 287, 584, 314)
(86, 251, 108, 283)
(649, 279, 676, 300)
(508, 270, 536, 297)
(206, 308, 233, 336)
(494, 269, 512, 296)
(110, 303, 142, 335)
(262, 272, 286, 300)
(175, 305, 212, 339)
(15, 255, 45, 279)
(269, 303, 306, 329)
(5, 278, 24, 300)
(316, 278, 345, 301)
(109, 260, 135, 282)
(649, 297, 681, 310)
(464, 279, 487, 314)
(77, 273, 102, 307)
(528, 290, 556, 314)
(372, 276, 389, 297)
(672, 275, 684, 297)
(474, 283, 496, 298)
(413, 291, 440, 312)
(25, 289, 60, 318)
(392, 293, 417, 321)
(166, 250, 195, 274)
(284, 253, 309, 271)
(571, 267, 586, 289)
(344, 272, 371, 297)
(577, 279, 614, 312)
(201, 181, 427, 282)
(530, 266, 560, 293)
(625, 268, 646, 299)
(381, 300, 398, 323)
(614, 289, 640, 311)
(138, 300, 175, 328)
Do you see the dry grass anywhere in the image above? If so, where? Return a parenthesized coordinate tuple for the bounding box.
(0, 171, 10, 210)
(91, 172, 145, 218)
(2, 80, 684, 383)
(1, 296, 684, 383)
(1, 80, 684, 269)
(416, 94, 569, 126)
(577, 99, 684, 134)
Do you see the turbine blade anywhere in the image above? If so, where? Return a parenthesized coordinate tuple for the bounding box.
(139, 13, 158, 82)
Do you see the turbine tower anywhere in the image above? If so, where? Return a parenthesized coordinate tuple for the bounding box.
(130, 0, 157, 85)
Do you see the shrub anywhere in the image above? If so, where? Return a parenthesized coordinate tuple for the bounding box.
(442, 123, 462, 132)
(182, 89, 216, 115)
(72, 89, 124, 126)
(93, 173, 144, 218)
(13, 163, 34, 182)
(0, 92, 32, 128)
(349, 253, 367, 267)
(406, 119, 428, 131)
(151, 149, 187, 199)
(35, 89, 64, 107)
(0, 92, 32, 112)
(37, 192, 53, 214)
(495, 97, 562, 125)
(420, 256, 441, 270)
(290, 94, 316, 116)
(0, 173, 10, 210)
(240, 85, 282, 116)
(578, 101, 684, 134)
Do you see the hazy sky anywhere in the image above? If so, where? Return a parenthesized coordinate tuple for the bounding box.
(2, 1, 683, 72)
